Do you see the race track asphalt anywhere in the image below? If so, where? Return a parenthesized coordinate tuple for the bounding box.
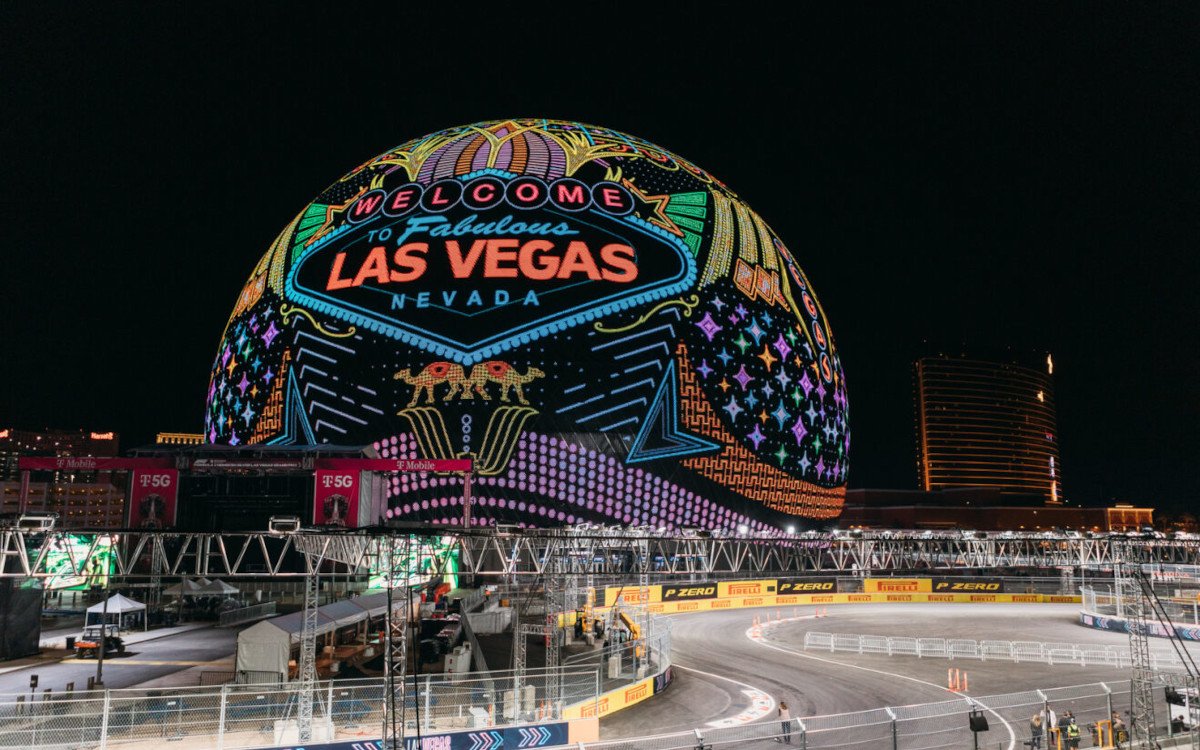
(600, 603, 1155, 742)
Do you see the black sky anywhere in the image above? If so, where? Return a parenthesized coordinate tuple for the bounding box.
(1, 4, 1196, 511)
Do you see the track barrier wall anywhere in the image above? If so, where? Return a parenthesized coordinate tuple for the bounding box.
(564, 680, 1182, 750)
(597, 579, 1079, 616)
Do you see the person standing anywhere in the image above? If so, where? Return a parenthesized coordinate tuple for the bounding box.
(778, 701, 792, 744)
(1065, 713, 1081, 750)
(1030, 712, 1044, 750)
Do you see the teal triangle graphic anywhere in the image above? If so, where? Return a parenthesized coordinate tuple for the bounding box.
(626, 360, 722, 464)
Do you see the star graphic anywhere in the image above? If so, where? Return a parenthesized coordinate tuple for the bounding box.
(242, 402, 256, 423)
(805, 404, 819, 423)
(816, 379, 828, 401)
(812, 434, 823, 453)
(746, 318, 766, 344)
(757, 345, 778, 371)
(758, 409, 769, 424)
(733, 365, 755, 391)
(236, 332, 247, 349)
(723, 396, 743, 420)
(745, 390, 759, 410)
(785, 328, 798, 346)
(774, 444, 789, 465)
(250, 384, 259, 398)
(799, 371, 814, 397)
(733, 334, 751, 354)
(798, 453, 811, 473)
(221, 345, 232, 367)
(695, 313, 723, 342)
(226, 355, 238, 377)
(237, 374, 250, 396)
(747, 424, 766, 449)
(761, 311, 774, 327)
(626, 183, 684, 236)
(815, 456, 826, 477)
(761, 381, 775, 399)
(696, 359, 714, 379)
(718, 377, 731, 393)
(228, 432, 240, 446)
(790, 387, 804, 407)
(262, 321, 280, 348)
(772, 402, 790, 429)
(711, 294, 726, 311)
(716, 348, 733, 366)
(263, 367, 274, 385)
(734, 303, 748, 318)
(774, 334, 792, 361)
(775, 369, 792, 388)
(791, 415, 809, 446)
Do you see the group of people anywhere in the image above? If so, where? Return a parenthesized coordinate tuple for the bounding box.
(1029, 707, 1128, 749)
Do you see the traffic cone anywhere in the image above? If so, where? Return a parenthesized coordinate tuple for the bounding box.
(962, 672, 968, 691)
(948, 668, 959, 691)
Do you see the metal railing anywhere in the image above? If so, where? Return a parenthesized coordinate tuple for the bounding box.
(0, 667, 599, 750)
(573, 680, 1188, 750)
(217, 602, 276, 627)
(1083, 584, 1200, 627)
(800, 630, 1200, 671)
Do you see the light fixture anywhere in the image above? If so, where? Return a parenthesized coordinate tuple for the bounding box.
(268, 515, 301, 534)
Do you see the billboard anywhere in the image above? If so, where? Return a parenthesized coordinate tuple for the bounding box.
(313, 469, 359, 527)
(129, 468, 179, 528)
(206, 120, 849, 530)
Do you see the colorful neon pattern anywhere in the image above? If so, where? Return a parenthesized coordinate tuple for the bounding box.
(207, 120, 849, 529)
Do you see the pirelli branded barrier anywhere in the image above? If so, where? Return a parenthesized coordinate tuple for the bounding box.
(563, 668, 675, 721)
(596, 579, 1079, 616)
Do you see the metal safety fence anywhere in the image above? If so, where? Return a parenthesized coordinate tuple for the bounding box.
(0, 667, 600, 750)
(1083, 584, 1200, 628)
(573, 680, 1191, 750)
(801, 630, 1199, 671)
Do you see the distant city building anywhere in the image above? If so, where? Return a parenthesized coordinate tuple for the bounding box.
(914, 353, 1062, 504)
(842, 488, 1150, 532)
(155, 432, 205, 445)
(0, 427, 120, 481)
(0, 427, 123, 527)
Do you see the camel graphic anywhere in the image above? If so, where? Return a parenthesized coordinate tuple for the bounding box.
(393, 362, 468, 406)
(394, 361, 545, 406)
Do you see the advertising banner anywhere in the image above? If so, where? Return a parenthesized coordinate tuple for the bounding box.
(314, 469, 360, 527)
(272, 721, 571, 750)
(660, 583, 717, 601)
(602, 585, 660, 607)
(718, 579, 777, 598)
(128, 469, 179, 528)
(862, 578, 932, 593)
(19, 457, 172, 471)
(316, 457, 473, 473)
(778, 580, 837, 594)
(931, 578, 1005, 593)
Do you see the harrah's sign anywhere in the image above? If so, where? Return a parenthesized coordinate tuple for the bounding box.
(287, 173, 695, 363)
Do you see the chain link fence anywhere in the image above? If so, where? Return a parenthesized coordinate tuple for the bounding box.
(0, 667, 599, 750)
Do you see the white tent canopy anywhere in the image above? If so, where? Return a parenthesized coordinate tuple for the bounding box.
(86, 593, 147, 631)
(198, 580, 239, 596)
(235, 592, 417, 678)
(163, 579, 203, 596)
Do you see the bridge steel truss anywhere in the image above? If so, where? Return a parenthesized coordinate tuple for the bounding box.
(3, 528, 1199, 581)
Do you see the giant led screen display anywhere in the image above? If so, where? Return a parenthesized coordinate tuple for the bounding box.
(207, 120, 849, 532)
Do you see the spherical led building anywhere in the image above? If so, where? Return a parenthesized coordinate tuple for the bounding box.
(206, 120, 848, 532)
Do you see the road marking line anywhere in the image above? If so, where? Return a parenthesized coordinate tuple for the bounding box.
(672, 664, 777, 728)
(745, 624, 1017, 750)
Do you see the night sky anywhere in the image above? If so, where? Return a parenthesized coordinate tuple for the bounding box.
(1, 5, 1195, 511)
